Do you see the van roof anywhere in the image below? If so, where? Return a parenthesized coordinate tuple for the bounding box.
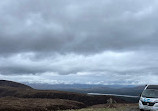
(147, 85, 158, 90)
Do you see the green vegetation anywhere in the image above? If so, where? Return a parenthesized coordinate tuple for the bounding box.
(62, 107, 126, 111)
(0, 97, 85, 111)
(61, 103, 139, 111)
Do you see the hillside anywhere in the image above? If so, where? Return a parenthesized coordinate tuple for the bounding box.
(62, 103, 139, 111)
(0, 80, 127, 110)
(0, 97, 85, 111)
(0, 80, 32, 89)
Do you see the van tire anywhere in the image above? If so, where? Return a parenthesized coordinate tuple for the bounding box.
(140, 109, 144, 111)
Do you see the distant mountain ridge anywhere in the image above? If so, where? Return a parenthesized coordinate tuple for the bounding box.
(26, 83, 137, 90)
(27, 83, 145, 96)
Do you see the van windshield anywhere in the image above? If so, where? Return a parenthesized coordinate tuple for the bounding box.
(142, 89, 158, 98)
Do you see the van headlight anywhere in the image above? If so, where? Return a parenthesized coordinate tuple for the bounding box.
(139, 100, 142, 105)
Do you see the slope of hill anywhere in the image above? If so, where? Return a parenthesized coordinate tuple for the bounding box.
(0, 80, 125, 109)
(63, 103, 139, 111)
(0, 80, 32, 89)
(0, 97, 85, 111)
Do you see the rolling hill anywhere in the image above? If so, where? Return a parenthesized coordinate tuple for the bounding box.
(0, 80, 126, 110)
(0, 80, 32, 89)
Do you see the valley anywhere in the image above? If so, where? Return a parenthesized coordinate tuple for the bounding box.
(0, 80, 141, 111)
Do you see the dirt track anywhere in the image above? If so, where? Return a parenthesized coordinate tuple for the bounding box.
(124, 106, 139, 111)
(115, 104, 139, 111)
(89, 103, 140, 111)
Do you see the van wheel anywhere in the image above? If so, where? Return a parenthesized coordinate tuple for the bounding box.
(140, 109, 144, 111)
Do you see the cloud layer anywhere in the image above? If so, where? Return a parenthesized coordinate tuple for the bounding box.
(0, 0, 158, 84)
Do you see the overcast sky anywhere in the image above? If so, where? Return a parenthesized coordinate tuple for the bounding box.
(0, 0, 158, 85)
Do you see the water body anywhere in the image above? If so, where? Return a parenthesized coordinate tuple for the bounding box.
(87, 93, 139, 98)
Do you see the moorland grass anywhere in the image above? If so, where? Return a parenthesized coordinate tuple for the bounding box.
(61, 107, 126, 111)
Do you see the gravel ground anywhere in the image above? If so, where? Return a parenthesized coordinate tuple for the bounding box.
(124, 105, 139, 111)
(115, 104, 139, 111)
(95, 103, 140, 111)
(63, 103, 140, 111)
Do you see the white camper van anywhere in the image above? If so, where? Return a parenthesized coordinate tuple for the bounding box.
(139, 85, 158, 111)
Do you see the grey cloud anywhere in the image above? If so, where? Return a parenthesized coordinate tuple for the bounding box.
(0, 51, 157, 76)
(0, 0, 158, 85)
(0, 0, 158, 56)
